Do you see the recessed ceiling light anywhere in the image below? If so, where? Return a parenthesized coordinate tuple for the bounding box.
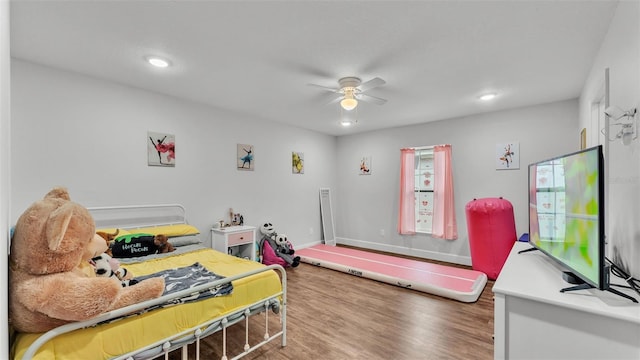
(145, 56, 171, 68)
(479, 93, 497, 101)
(340, 119, 353, 127)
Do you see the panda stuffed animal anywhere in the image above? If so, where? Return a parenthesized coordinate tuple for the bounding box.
(90, 253, 138, 287)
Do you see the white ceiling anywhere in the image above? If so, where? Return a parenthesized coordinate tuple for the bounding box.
(10, 0, 618, 136)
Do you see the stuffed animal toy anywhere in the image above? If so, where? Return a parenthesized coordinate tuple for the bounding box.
(9, 187, 165, 333)
(96, 228, 120, 256)
(260, 222, 276, 239)
(108, 233, 176, 258)
(154, 234, 176, 254)
(90, 253, 138, 287)
(97, 229, 176, 257)
(76, 232, 114, 278)
(274, 233, 295, 255)
(259, 222, 300, 267)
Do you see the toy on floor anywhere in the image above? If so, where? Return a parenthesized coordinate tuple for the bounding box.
(274, 234, 295, 255)
(8, 187, 165, 333)
(259, 222, 300, 267)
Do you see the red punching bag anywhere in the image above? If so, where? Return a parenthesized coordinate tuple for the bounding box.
(465, 197, 517, 280)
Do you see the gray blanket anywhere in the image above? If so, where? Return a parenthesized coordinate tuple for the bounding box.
(135, 262, 233, 306)
(97, 262, 232, 326)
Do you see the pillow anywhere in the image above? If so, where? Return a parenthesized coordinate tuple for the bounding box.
(129, 224, 200, 237)
(169, 234, 203, 247)
(110, 233, 159, 258)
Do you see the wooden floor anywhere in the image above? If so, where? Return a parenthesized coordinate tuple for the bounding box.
(169, 250, 495, 360)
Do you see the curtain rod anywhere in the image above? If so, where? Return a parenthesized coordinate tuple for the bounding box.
(401, 145, 434, 151)
(401, 144, 451, 151)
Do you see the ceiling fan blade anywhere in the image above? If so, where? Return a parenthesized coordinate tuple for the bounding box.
(358, 93, 387, 105)
(358, 77, 386, 92)
(307, 83, 339, 92)
(326, 95, 342, 105)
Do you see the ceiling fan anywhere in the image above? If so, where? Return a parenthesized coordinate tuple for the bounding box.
(308, 76, 387, 111)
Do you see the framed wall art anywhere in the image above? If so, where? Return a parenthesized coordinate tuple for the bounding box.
(237, 144, 254, 171)
(292, 151, 304, 174)
(148, 131, 175, 167)
(359, 156, 371, 175)
(496, 142, 519, 170)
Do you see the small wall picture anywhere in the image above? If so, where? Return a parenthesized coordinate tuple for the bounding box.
(496, 142, 519, 170)
(148, 131, 175, 167)
(292, 151, 304, 174)
(360, 156, 371, 175)
(237, 144, 254, 170)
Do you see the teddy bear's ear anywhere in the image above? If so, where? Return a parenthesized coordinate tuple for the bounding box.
(44, 187, 71, 201)
(44, 203, 75, 251)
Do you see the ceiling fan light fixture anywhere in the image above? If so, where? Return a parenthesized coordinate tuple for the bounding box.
(340, 97, 358, 111)
(340, 87, 358, 111)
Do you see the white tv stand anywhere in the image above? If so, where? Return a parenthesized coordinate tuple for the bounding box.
(493, 242, 640, 359)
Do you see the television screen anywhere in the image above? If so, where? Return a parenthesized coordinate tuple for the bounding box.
(528, 145, 606, 289)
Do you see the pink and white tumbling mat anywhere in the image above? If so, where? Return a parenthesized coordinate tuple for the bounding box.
(296, 244, 487, 303)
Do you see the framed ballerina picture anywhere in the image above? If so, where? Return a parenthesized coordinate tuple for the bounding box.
(496, 142, 519, 170)
(359, 156, 371, 175)
(148, 131, 175, 167)
(237, 144, 254, 171)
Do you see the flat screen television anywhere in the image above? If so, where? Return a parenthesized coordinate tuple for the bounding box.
(525, 145, 637, 301)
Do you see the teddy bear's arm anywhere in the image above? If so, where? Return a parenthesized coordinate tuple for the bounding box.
(19, 275, 123, 322)
(109, 277, 165, 311)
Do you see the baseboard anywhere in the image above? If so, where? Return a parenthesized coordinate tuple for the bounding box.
(335, 237, 472, 266)
(297, 240, 323, 250)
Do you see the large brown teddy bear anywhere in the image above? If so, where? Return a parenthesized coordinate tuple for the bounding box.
(9, 187, 166, 333)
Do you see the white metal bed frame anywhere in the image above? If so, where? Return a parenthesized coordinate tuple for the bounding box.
(17, 204, 287, 360)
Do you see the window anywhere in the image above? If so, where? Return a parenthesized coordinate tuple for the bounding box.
(415, 148, 434, 233)
(398, 145, 457, 239)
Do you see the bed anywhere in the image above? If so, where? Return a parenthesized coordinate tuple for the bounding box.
(10, 204, 287, 360)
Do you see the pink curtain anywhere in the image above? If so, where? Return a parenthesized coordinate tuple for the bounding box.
(432, 144, 458, 240)
(398, 148, 416, 235)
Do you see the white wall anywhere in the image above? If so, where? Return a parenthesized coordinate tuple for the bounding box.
(335, 100, 578, 264)
(580, 0, 640, 278)
(9, 0, 634, 281)
(11, 58, 580, 269)
(11, 60, 337, 248)
(1, 0, 10, 356)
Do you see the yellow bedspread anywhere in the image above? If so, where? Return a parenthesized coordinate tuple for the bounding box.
(11, 248, 282, 360)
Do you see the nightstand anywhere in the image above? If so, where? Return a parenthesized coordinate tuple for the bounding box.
(211, 225, 256, 261)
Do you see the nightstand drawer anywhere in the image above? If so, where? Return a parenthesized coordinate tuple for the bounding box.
(228, 231, 253, 246)
(211, 226, 257, 261)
